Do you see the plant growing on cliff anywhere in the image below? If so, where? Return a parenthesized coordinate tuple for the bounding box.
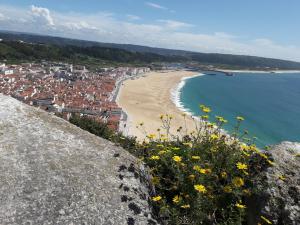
(69, 106, 273, 225)
(133, 106, 273, 225)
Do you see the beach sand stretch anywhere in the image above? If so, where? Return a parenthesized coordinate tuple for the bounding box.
(117, 70, 203, 140)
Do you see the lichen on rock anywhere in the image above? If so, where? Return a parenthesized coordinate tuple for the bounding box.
(0, 94, 158, 225)
(247, 142, 300, 225)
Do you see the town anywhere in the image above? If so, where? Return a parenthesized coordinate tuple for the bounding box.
(0, 61, 150, 131)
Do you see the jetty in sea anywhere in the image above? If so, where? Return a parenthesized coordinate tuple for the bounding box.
(204, 70, 234, 76)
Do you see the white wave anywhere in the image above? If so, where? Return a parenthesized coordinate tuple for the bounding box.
(170, 73, 233, 139)
(170, 73, 205, 117)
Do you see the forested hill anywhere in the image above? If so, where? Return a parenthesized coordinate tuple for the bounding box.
(0, 40, 183, 64)
(1, 31, 300, 70)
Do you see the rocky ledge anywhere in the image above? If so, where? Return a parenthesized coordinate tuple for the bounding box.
(247, 142, 300, 225)
(0, 94, 158, 225)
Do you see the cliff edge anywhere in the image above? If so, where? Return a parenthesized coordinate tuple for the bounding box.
(247, 142, 300, 225)
(0, 94, 157, 225)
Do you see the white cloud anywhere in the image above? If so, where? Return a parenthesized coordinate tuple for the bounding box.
(145, 2, 175, 13)
(158, 19, 193, 29)
(30, 5, 54, 26)
(64, 21, 97, 31)
(0, 4, 299, 62)
(145, 2, 167, 10)
(126, 14, 141, 21)
(214, 32, 237, 39)
(0, 12, 5, 20)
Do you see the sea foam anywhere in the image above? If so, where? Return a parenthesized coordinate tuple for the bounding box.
(170, 73, 205, 116)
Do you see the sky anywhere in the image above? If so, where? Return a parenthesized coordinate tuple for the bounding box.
(0, 0, 300, 61)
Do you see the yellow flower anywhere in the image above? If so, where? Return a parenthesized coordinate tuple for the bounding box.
(210, 134, 219, 140)
(221, 172, 227, 179)
(173, 155, 182, 162)
(147, 134, 156, 139)
(220, 119, 228, 123)
(240, 144, 250, 151)
(236, 116, 245, 121)
(152, 196, 162, 202)
(202, 107, 211, 113)
(223, 185, 232, 193)
(235, 202, 246, 209)
(199, 169, 207, 174)
(139, 122, 144, 126)
(159, 114, 164, 120)
(232, 177, 244, 187)
(260, 216, 272, 224)
(216, 116, 227, 123)
(193, 166, 211, 174)
(193, 165, 201, 172)
(150, 155, 160, 160)
(180, 204, 190, 209)
(236, 162, 248, 170)
(249, 145, 259, 152)
(172, 195, 181, 204)
(194, 184, 207, 193)
(201, 115, 209, 120)
(215, 116, 223, 121)
(193, 165, 200, 170)
(191, 156, 200, 160)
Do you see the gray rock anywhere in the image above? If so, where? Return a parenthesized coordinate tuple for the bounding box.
(247, 142, 300, 225)
(0, 94, 158, 225)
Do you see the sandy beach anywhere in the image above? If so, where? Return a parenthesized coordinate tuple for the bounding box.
(117, 70, 202, 140)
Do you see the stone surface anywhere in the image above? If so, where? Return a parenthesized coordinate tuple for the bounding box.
(247, 142, 300, 225)
(0, 94, 158, 225)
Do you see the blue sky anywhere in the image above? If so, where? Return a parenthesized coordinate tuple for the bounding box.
(0, 0, 300, 61)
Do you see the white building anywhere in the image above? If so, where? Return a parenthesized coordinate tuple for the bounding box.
(4, 70, 14, 75)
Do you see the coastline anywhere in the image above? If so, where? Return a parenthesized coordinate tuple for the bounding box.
(170, 73, 204, 116)
(117, 70, 201, 140)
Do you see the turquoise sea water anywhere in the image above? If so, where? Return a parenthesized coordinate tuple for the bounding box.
(180, 72, 300, 147)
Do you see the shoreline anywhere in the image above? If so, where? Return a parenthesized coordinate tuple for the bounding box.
(170, 73, 204, 116)
(116, 70, 200, 140)
(114, 73, 149, 135)
(116, 69, 300, 144)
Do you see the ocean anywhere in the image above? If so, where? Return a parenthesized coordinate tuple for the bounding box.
(177, 72, 300, 147)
